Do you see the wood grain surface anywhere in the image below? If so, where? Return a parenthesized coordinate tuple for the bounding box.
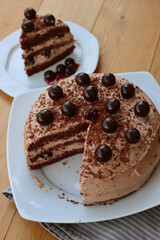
(0, 0, 160, 239)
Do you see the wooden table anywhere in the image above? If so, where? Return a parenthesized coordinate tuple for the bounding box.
(0, 0, 160, 239)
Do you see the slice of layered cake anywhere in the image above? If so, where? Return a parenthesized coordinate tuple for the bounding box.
(20, 8, 75, 76)
(24, 73, 160, 205)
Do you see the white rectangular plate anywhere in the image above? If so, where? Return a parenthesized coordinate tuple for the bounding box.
(7, 71, 160, 223)
(0, 22, 99, 97)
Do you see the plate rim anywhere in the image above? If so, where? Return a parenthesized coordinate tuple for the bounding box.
(7, 71, 160, 223)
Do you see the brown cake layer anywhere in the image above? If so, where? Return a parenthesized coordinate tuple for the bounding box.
(26, 45, 75, 76)
(29, 147, 84, 169)
(21, 26, 70, 50)
(23, 39, 74, 59)
(30, 138, 85, 162)
(28, 122, 88, 151)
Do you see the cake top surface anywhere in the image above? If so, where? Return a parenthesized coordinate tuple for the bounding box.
(21, 16, 67, 33)
(20, 8, 69, 39)
(24, 73, 160, 176)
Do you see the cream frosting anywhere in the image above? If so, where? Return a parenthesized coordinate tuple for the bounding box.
(28, 141, 84, 167)
(24, 42, 74, 70)
(23, 32, 74, 58)
(26, 131, 86, 163)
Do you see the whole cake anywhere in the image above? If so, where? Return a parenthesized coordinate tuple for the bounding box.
(24, 73, 160, 205)
(20, 8, 75, 76)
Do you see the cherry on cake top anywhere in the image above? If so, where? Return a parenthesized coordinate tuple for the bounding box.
(61, 101, 76, 117)
(24, 8, 36, 19)
(121, 83, 135, 99)
(44, 14, 55, 26)
(134, 100, 150, 117)
(37, 109, 53, 125)
(125, 128, 140, 144)
(22, 20, 34, 33)
(102, 117, 117, 133)
(76, 73, 90, 86)
(22, 8, 56, 33)
(83, 85, 98, 102)
(48, 85, 63, 101)
(95, 144, 112, 163)
(36, 73, 151, 163)
(102, 73, 116, 87)
(105, 98, 120, 114)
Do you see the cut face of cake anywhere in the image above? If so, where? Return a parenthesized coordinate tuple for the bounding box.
(20, 8, 75, 76)
(24, 73, 160, 205)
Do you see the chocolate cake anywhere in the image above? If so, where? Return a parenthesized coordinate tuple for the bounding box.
(20, 8, 75, 76)
(24, 73, 160, 205)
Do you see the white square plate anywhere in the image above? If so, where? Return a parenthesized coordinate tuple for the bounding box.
(0, 22, 99, 97)
(7, 72, 160, 223)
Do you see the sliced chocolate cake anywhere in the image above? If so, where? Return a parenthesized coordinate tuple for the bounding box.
(20, 8, 75, 76)
(24, 73, 160, 205)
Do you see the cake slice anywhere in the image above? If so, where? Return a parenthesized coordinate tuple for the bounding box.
(24, 73, 160, 205)
(20, 8, 75, 76)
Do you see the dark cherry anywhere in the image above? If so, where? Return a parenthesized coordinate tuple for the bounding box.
(56, 64, 66, 75)
(121, 83, 135, 99)
(95, 144, 112, 163)
(41, 50, 51, 58)
(48, 85, 63, 100)
(65, 64, 76, 76)
(83, 85, 98, 102)
(44, 70, 56, 81)
(134, 101, 150, 117)
(24, 56, 34, 66)
(42, 152, 53, 160)
(61, 101, 76, 117)
(22, 20, 34, 33)
(102, 117, 117, 133)
(102, 73, 116, 87)
(83, 108, 98, 121)
(24, 8, 36, 19)
(65, 57, 75, 66)
(126, 128, 140, 144)
(37, 109, 53, 125)
(44, 14, 55, 26)
(105, 98, 120, 114)
(76, 72, 90, 86)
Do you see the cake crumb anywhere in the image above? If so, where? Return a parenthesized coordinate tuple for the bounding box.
(32, 175, 44, 188)
(62, 161, 67, 165)
(58, 195, 65, 199)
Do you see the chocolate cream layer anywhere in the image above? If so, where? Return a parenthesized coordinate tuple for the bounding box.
(22, 32, 74, 58)
(24, 42, 74, 71)
(25, 46, 74, 76)
(26, 131, 86, 167)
